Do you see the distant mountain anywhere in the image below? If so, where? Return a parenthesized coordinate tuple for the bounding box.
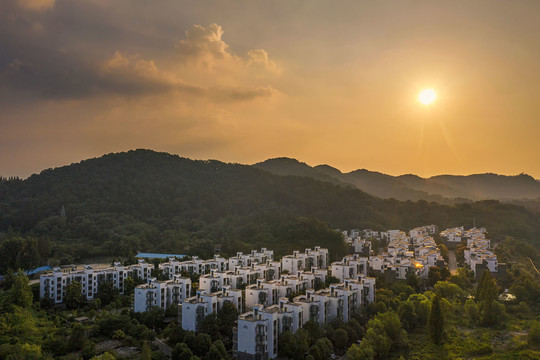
(253, 158, 353, 187)
(1, 149, 538, 270)
(254, 158, 540, 203)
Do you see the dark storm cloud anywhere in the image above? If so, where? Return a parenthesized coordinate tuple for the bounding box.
(0, 0, 278, 101)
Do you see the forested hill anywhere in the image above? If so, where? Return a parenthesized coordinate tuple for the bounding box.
(0, 149, 538, 270)
(254, 158, 540, 203)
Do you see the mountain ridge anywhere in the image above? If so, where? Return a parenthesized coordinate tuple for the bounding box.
(1, 149, 538, 268)
(253, 157, 540, 202)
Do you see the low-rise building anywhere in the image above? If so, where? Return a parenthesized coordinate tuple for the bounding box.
(133, 275, 192, 313)
(40, 260, 153, 304)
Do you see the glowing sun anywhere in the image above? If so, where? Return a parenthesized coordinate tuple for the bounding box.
(418, 88, 437, 105)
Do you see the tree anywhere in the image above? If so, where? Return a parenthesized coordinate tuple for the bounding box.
(529, 321, 540, 347)
(65, 281, 83, 309)
(96, 280, 119, 306)
(325, 276, 340, 287)
(124, 276, 136, 296)
(141, 341, 152, 360)
(309, 337, 333, 360)
(476, 270, 499, 326)
(302, 320, 323, 345)
(464, 299, 479, 325)
(279, 330, 309, 360)
(68, 323, 88, 351)
(217, 301, 239, 339)
(11, 270, 33, 308)
(172, 343, 193, 360)
(195, 333, 212, 356)
(347, 342, 376, 360)
(352, 311, 408, 359)
(333, 328, 349, 352)
(183, 331, 197, 351)
(3, 268, 15, 289)
(428, 293, 444, 344)
(198, 313, 220, 340)
(206, 340, 229, 360)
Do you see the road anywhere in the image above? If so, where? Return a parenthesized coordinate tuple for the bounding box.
(448, 250, 458, 275)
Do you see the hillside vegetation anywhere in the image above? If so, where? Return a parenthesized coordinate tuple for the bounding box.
(0, 150, 538, 271)
(254, 158, 540, 203)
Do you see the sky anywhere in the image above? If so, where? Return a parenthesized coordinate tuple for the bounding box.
(1, 0, 540, 179)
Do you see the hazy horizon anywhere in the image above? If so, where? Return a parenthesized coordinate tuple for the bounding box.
(2, 149, 538, 181)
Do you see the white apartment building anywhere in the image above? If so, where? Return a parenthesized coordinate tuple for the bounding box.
(180, 287, 243, 331)
(40, 260, 153, 304)
(228, 249, 274, 269)
(235, 276, 376, 360)
(462, 229, 498, 275)
(440, 226, 464, 243)
(281, 247, 329, 275)
(133, 275, 192, 313)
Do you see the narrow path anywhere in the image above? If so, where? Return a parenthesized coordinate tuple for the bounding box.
(528, 257, 540, 275)
(448, 250, 458, 275)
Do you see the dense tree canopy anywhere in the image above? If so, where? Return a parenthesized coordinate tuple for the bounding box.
(0, 150, 538, 271)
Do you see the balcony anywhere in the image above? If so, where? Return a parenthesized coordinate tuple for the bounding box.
(255, 344, 266, 355)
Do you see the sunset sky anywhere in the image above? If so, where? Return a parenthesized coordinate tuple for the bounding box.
(1, 0, 539, 178)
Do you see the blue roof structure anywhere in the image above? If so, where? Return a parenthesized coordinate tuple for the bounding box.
(135, 253, 186, 259)
(0, 265, 53, 281)
(26, 266, 52, 275)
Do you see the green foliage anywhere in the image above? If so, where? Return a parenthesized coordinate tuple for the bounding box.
(325, 276, 340, 287)
(309, 337, 333, 360)
(428, 292, 444, 344)
(195, 333, 212, 356)
(351, 311, 408, 359)
(172, 343, 193, 360)
(2, 343, 43, 360)
(1, 150, 538, 267)
(302, 320, 324, 345)
(90, 352, 117, 360)
(0, 236, 43, 273)
(2, 268, 15, 289)
(68, 322, 87, 351)
(448, 268, 474, 291)
(347, 342, 376, 360)
(96, 281, 120, 306)
(476, 270, 504, 327)
(433, 281, 466, 302)
(134, 306, 165, 331)
(11, 270, 33, 308)
(206, 340, 229, 360)
(141, 341, 152, 360)
(278, 330, 309, 360)
(65, 281, 83, 309)
(528, 321, 540, 347)
(333, 328, 349, 351)
(428, 267, 450, 287)
(464, 299, 479, 325)
(183, 332, 197, 351)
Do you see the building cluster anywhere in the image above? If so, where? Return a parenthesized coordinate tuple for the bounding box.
(234, 277, 375, 360)
(344, 225, 443, 281)
(461, 227, 502, 276)
(440, 226, 464, 243)
(40, 260, 152, 304)
(38, 222, 506, 360)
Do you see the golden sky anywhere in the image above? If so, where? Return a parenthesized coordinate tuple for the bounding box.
(1, 0, 539, 178)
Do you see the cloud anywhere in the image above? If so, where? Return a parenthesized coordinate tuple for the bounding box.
(17, 0, 55, 11)
(0, 10, 280, 102)
(176, 24, 235, 69)
(176, 24, 281, 76)
(248, 49, 281, 75)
